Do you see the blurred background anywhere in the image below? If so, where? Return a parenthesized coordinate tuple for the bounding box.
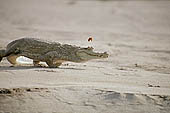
(0, 0, 170, 42)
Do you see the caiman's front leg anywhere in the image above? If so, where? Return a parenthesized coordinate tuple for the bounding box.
(46, 60, 62, 68)
(43, 51, 63, 68)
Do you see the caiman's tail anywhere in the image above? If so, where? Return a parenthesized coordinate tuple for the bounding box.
(0, 49, 6, 62)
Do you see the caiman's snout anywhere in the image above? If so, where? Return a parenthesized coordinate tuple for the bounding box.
(99, 52, 109, 58)
(76, 47, 109, 62)
(94, 52, 108, 58)
(86, 47, 109, 58)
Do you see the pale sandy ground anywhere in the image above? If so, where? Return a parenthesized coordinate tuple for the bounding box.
(0, 0, 170, 113)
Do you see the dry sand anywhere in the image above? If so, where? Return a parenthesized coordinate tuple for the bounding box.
(0, 0, 170, 113)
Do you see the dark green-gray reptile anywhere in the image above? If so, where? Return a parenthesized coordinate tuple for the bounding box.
(0, 38, 108, 68)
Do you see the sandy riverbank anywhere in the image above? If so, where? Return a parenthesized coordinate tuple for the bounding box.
(0, 0, 170, 113)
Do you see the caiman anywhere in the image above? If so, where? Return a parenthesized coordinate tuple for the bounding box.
(0, 38, 108, 68)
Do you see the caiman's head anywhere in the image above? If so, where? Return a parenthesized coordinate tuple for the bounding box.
(76, 47, 108, 62)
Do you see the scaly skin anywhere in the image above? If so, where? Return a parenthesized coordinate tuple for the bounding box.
(0, 38, 108, 68)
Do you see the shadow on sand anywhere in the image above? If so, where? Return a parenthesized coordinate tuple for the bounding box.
(0, 65, 85, 71)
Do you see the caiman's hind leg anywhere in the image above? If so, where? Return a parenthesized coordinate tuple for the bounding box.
(46, 60, 62, 68)
(7, 55, 19, 65)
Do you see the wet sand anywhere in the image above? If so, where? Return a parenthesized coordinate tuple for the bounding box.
(0, 0, 170, 113)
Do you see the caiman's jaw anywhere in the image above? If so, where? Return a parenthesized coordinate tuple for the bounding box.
(76, 47, 108, 62)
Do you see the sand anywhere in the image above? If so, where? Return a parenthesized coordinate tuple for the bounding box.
(0, 0, 170, 113)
